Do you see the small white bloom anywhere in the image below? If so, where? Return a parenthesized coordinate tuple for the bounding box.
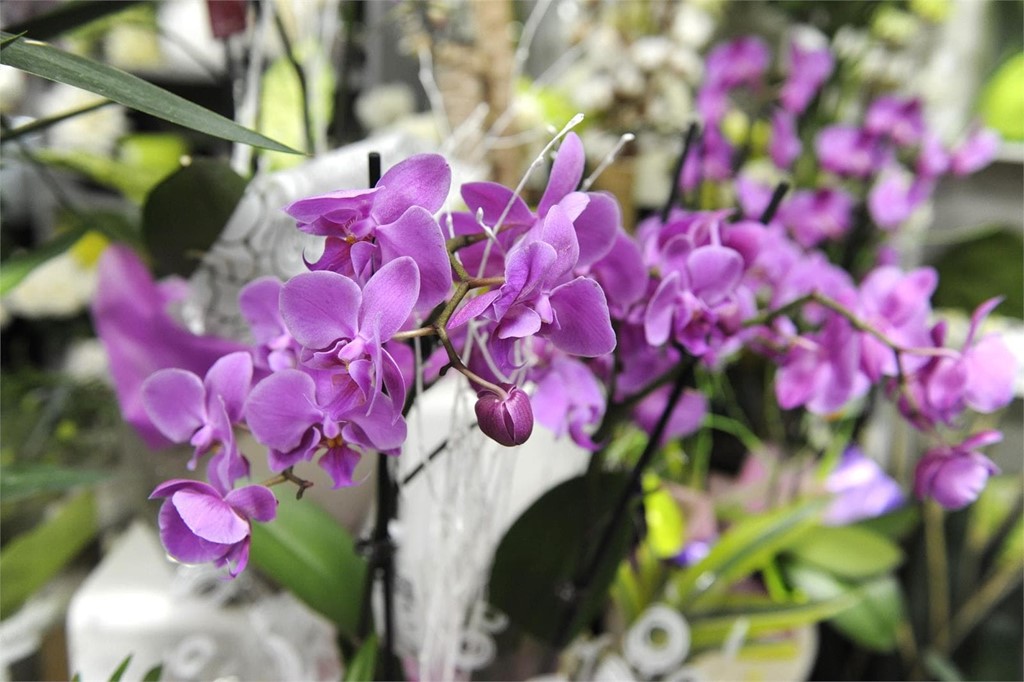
(631, 37, 673, 71)
(5, 251, 98, 319)
(671, 4, 716, 49)
(667, 46, 704, 83)
(613, 64, 645, 98)
(63, 339, 111, 384)
(37, 84, 127, 157)
(0, 65, 26, 114)
(355, 82, 417, 132)
(633, 133, 675, 207)
(572, 75, 616, 113)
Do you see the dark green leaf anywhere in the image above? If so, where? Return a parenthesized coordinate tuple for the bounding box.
(924, 649, 966, 682)
(141, 663, 163, 682)
(787, 525, 904, 580)
(0, 225, 88, 295)
(689, 595, 857, 651)
(0, 462, 108, 502)
(967, 475, 1022, 554)
(488, 472, 632, 644)
(931, 228, 1024, 319)
(856, 505, 920, 540)
(108, 655, 132, 682)
(0, 31, 300, 154)
(674, 498, 826, 610)
(2, 99, 111, 143)
(2, 2, 145, 41)
(786, 563, 904, 651)
(34, 147, 177, 205)
(343, 635, 377, 682)
(249, 495, 367, 638)
(0, 492, 97, 617)
(0, 32, 25, 50)
(142, 159, 247, 277)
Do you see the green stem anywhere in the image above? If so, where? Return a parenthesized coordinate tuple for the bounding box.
(924, 501, 950, 653)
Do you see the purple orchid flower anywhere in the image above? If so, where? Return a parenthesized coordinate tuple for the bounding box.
(779, 187, 854, 248)
(780, 39, 834, 114)
(815, 125, 887, 178)
(704, 36, 771, 91)
(458, 133, 618, 271)
(280, 256, 419, 408)
(285, 154, 453, 311)
(865, 96, 925, 147)
(633, 386, 707, 446)
(151, 479, 277, 577)
(916, 133, 951, 178)
(531, 354, 606, 450)
(475, 383, 534, 447)
(775, 315, 870, 415)
(769, 109, 802, 170)
(449, 204, 616, 359)
(239, 277, 300, 372)
(914, 431, 1002, 509)
(142, 351, 254, 493)
(868, 167, 932, 231)
(857, 266, 937, 381)
(950, 127, 1000, 176)
(92, 245, 248, 449)
(246, 368, 406, 487)
(824, 446, 904, 525)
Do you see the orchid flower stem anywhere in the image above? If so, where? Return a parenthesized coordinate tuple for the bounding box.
(661, 122, 701, 223)
(260, 466, 313, 499)
(759, 182, 791, 224)
(434, 324, 508, 398)
(554, 367, 692, 649)
(924, 500, 951, 653)
(703, 414, 764, 454)
(934, 561, 1024, 655)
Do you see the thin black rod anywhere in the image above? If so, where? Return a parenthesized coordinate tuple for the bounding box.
(661, 122, 701, 223)
(759, 181, 790, 225)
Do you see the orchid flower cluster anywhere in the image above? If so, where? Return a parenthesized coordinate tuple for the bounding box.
(111, 32, 1016, 580)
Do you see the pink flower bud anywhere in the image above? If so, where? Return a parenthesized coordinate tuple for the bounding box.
(475, 384, 534, 447)
(914, 431, 1001, 509)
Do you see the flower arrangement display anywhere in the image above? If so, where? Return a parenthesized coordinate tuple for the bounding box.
(2, 1, 1021, 680)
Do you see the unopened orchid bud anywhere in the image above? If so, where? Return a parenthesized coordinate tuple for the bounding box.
(475, 384, 534, 447)
(914, 431, 1002, 509)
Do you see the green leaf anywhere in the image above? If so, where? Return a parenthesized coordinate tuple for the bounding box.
(33, 148, 172, 205)
(343, 635, 378, 682)
(931, 228, 1024, 320)
(141, 664, 163, 682)
(0, 225, 88, 295)
(689, 596, 857, 651)
(856, 505, 920, 540)
(142, 159, 247, 277)
(0, 491, 97, 617)
(488, 472, 632, 644)
(108, 655, 132, 682)
(967, 475, 1022, 554)
(787, 525, 904, 581)
(249, 495, 367, 639)
(924, 649, 966, 682)
(643, 475, 685, 558)
(258, 44, 335, 169)
(0, 31, 300, 154)
(2, 99, 112, 143)
(786, 563, 904, 651)
(674, 498, 826, 610)
(2, 2, 145, 41)
(0, 32, 26, 50)
(979, 52, 1024, 141)
(0, 461, 108, 502)
(996, 516, 1023, 570)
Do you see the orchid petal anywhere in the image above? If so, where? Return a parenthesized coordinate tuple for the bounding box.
(538, 133, 585, 216)
(372, 154, 452, 223)
(376, 207, 450, 310)
(573, 192, 619, 266)
(461, 182, 534, 228)
(142, 369, 207, 443)
(246, 370, 323, 452)
(548, 277, 616, 356)
(171, 489, 249, 543)
(203, 352, 253, 422)
(281, 271, 361, 349)
(359, 256, 420, 342)
(158, 500, 232, 564)
(225, 485, 278, 522)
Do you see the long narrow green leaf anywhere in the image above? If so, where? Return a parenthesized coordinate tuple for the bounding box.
(141, 664, 163, 682)
(108, 655, 132, 682)
(0, 31, 300, 154)
(0, 491, 97, 617)
(0, 225, 89, 295)
(2, 2, 145, 41)
(343, 635, 378, 682)
(674, 498, 826, 610)
(0, 32, 25, 50)
(2, 99, 112, 143)
(249, 496, 367, 638)
(0, 462, 109, 502)
(689, 595, 857, 651)
(787, 525, 904, 580)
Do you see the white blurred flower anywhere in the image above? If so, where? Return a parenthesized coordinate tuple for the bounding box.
(667, 46, 704, 83)
(355, 82, 417, 132)
(648, 74, 693, 129)
(63, 339, 111, 384)
(105, 24, 163, 71)
(0, 65, 26, 114)
(631, 37, 673, 71)
(633, 132, 675, 207)
(572, 75, 615, 113)
(833, 26, 871, 60)
(4, 251, 98, 319)
(613, 64, 645, 98)
(37, 84, 127, 157)
(586, 25, 623, 68)
(671, 4, 715, 49)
